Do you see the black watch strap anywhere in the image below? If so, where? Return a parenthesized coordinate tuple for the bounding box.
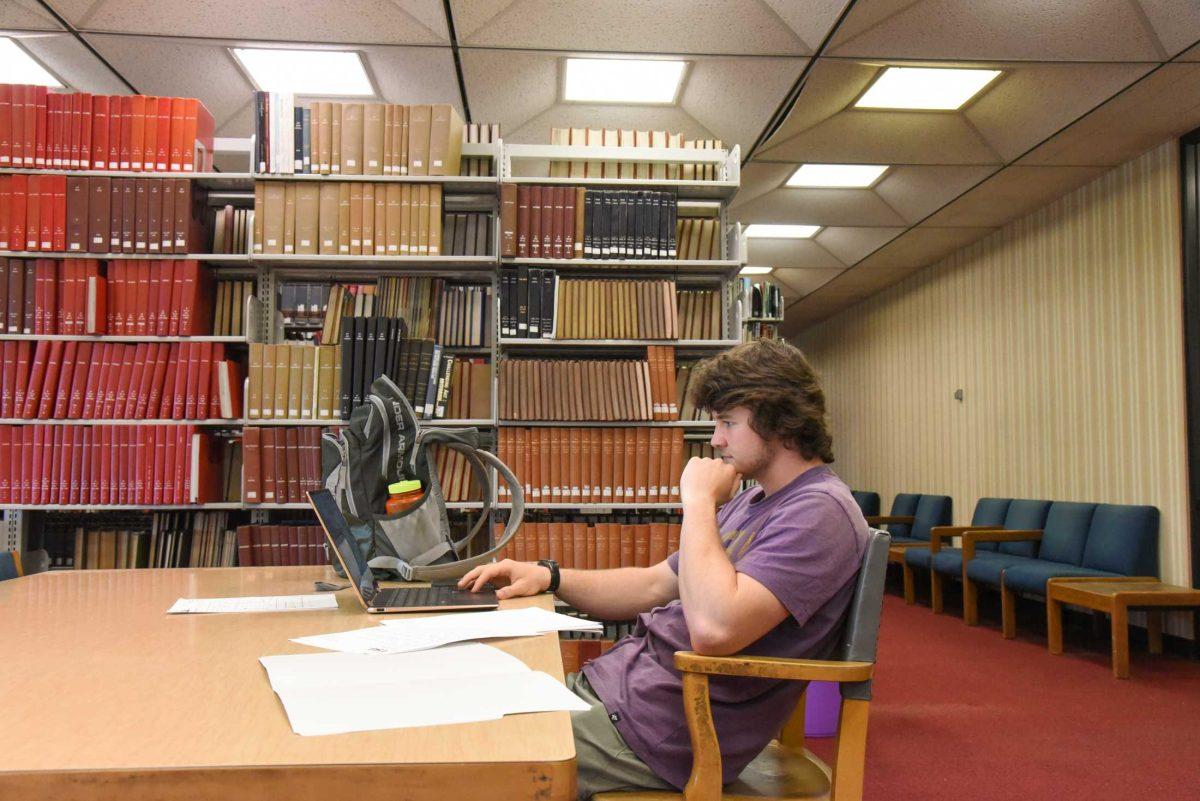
(537, 559, 561, 593)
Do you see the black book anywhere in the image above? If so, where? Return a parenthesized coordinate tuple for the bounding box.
(339, 317, 355, 419)
(302, 107, 312, 173)
(516, 265, 529, 337)
(414, 340, 436, 416)
(501, 269, 515, 337)
(622, 190, 633, 258)
(363, 316, 378, 396)
(349, 317, 365, 411)
(583, 190, 595, 258)
(541, 269, 556, 339)
(372, 316, 389, 388)
(255, 92, 265, 173)
(634, 191, 645, 259)
(667, 192, 678, 258)
(529, 268, 542, 338)
(648, 192, 660, 259)
(294, 107, 304, 172)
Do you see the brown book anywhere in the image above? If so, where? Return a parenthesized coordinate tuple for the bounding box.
(318, 182, 339, 254)
(529, 185, 542, 259)
(399, 184, 413, 255)
(649, 522, 668, 564)
(318, 102, 333, 174)
(260, 343, 276, 422)
(634, 525, 650, 568)
(242, 426, 261, 503)
(259, 427, 277, 502)
(117, 178, 134, 253)
(340, 102, 364, 175)
(337, 182, 351, 254)
(295, 182, 319, 255)
(360, 183, 375, 254)
(270, 344, 288, 419)
(634, 426, 649, 502)
(500, 183, 517, 257)
(416, 183, 430, 256)
(330, 102, 342, 174)
(349, 181, 363, 255)
(299, 344, 314, 418)
(407, 104, 432, 176)
(429, 185, 442, 256)
(87, 176, 111, 254)
(398, 105, 409, 175)
(247, 342, 264, 419)
(373, 183, 386, 255)
(287, 344, 304, 419)
(382, 104, 393, 175)
(261, 181, 285, 254)
(669, 428, 684, 501)
(133, 178, 149, 252)
(282, 182, 297, 254)
(252, 180, 264, 253)
(147, 180, 161, 254)
(385, 184, 402, 254)
(428, 103, 464, 177)
(363, 103, 384, 175)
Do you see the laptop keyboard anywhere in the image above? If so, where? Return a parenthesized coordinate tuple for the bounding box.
(373, 584, 497, 609)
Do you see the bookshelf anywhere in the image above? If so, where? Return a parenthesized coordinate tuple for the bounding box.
(3, 113, 742, 571)
(738, 277, 784, 341)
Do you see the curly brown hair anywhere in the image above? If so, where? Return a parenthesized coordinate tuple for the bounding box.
(688, 339, 834, 463)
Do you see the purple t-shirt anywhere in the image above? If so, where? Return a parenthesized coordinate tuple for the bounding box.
(581, 465, 868, 789)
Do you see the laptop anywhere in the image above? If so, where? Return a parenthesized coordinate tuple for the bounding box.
(308, 489, 499, 614)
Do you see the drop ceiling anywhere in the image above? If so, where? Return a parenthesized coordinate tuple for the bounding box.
(4, 0, 1200, 336)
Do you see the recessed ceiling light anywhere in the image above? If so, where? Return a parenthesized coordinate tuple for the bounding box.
(0, 38, 62, 87)
(740, 266, 773, 275)
(231, 48, 375, 97)
(787, 163, 889, 188)
(855, 67, 1001, 111)
(563, 57, 687, 104)
(745, 224, 821, 239)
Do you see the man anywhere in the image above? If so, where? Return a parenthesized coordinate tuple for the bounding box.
(459, 339, 869, 799)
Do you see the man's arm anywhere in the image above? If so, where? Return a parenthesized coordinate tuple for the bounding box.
(458, 558, 678, 620)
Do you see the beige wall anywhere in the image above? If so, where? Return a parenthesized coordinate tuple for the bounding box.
(798, 141, 1191, 593)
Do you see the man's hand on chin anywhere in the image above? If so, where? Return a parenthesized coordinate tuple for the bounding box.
(680, 457, 741, 510)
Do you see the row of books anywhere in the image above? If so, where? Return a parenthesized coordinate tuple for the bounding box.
(499, 186, 679, 260)
(71, 512, 236, 569)
(253, 181, 444, 256)
(461, 122, 500, 178)
(246, 343, 339, 421)
(548, 128, 724, 180)
(0, 175, 208, 254)
(0, 340, 241, 420)
(496, 518, 682, 568)
(676, 218, 723, 260)
(235, 524, 326, 566)
(0, 84, 214, 172)
(674, 364, 714, 421)
(0, 424, 223, 505)
(498, 356, 676, 422)
(254, 95, 466, 177)
(241, 426, 323, 504)
(213, 279, 253, 337)
(434, 443, 485, 503)
(211, 205, 253, 254)
(559, 638, 616, 675)
(438, 358, 491, 420)
(742, 322, 780, 342)
(314, 279, 491, 347)
(497, 426, 685, 504)
(738, 278, 784, 321)
(443, 212, 493, 257)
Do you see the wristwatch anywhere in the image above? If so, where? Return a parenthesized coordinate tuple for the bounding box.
(537, 559, 561, 594)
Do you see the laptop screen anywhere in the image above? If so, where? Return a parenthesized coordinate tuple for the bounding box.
(308, 489, 377, 605)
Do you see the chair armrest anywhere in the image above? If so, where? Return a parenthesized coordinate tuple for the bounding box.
(866, 515, 914, 526)
(961, 529, 1043, 561)
(675, 651, 873, 683)
(929, 526, 1002, 554)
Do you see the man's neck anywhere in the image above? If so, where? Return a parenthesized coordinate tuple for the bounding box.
(754, 450, 826, 498)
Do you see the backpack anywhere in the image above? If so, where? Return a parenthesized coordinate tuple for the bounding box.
(320, 374, 524, 581)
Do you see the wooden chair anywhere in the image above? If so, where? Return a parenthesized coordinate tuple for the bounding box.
(0, 550, 23, 581)
(596, 529, 890, 801)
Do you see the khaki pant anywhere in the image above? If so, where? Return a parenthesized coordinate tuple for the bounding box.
(568, 672, 676, 800)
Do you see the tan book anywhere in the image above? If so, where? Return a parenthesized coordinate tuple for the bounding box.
(417, 184, 431, 256)
(386, 184, 402, 254)
(618, 129, 635, 179)
(635, 130, 652, 179)
(429, 185, 442, 256)
(299, 345, 315, 419)
(373, 184, 387, 254)
(318, 182, 339, 254)
(500, 183, 517, 257)
(260, 182, 285, 254)
(337, 182, 351, 254)
(667, 132, 682, 180)
(428, 103, 464, 176)
(348, 181, 363, 255)
(332, 347, 342, 419)
(363, 103, 384, 175)
(398, 105, 409, 175)
(602, 129, 618, 178)
(340, 102, 364, 175)
(309, 102, 321, 174)
(287, 344, 304, 419)
(247, 342, 264, 419)
(361, 183, 375, 254)
(318, 345, 336, 419)
(330, 101, 343, 174)
(399, 184, 412, 255)
(709, 287, 721, 340)
(273, 344, 290, 418)
(282, 182, 297, 254)
(621, 428, 636, 500)
(586, 129, 603, 178)
(382, 104, 393, 175)
(569, 127, 586, 178)
(295, 182, 319, 254)
(252, 181, 264, 253)
(635, 427, 649, 501)
(407, 104, 432, 176)
(549, 127, 568, 178)
(317, 102, 332, 174)
(260, 343, 277, 421)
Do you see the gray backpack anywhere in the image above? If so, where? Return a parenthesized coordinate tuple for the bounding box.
(320, 374, 524, 581)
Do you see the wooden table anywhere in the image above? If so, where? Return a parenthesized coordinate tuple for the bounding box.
(0, 566, 576, 800)
(1046, 577, 1200, 678)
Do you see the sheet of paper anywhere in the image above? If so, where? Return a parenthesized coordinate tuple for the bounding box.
(168, 594, 339, 615)
(376, 607, 603, 634)
(259, 643, 529, 693)
(273, 670, 590, 736)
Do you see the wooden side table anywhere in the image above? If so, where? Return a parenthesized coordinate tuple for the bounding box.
(1045, 577, 1200, 678)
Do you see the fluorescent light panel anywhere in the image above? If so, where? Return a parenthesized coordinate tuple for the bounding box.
(563, 57, 686, 104)
(855, 67, 1001, 111)
(0, 38, 62, 87)
(740, 266, 773, 275)
(745, 224, 821, 239)
(232, 48, 374, 96)
(787, 163, 889, 188)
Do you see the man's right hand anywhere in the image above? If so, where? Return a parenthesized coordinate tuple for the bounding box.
(458, 559, 551, 600)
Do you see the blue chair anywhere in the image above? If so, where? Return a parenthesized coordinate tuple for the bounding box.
(851, 491, 880, 519)
(868, 494, 952, 603)
(902, 497, 1011, 612)
(0, 550, 24, 581)
(866, 492, 919, 538)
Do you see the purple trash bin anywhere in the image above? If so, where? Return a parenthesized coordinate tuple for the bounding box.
(803, 680, 840, 738)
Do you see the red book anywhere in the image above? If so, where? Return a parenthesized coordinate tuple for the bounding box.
(145, 258, 161, 333)
(17, 426, 30, 504)
(135, 260, 150, 334)
(80, 342, 103, 419)
(51, 339, 76, 418)
(177, 425, 190, 504)
(189, 429, 222, 503)
(151, 423, 165, 504)
(112, 425, 124, 505)
(101, 343, 123, 419)
(24, 174, 40, 251)
(132, 342, 158, 419)
(24, 86, 39, 167)
(160, 423, 175, 503)
(118, 95, 133, 170)
(168, 98, 186, 172)
(86, 264, 106, 334)
(177, 260, 199, 335)
(95, 424, 108, 504)
(122, 342, 148, 419)
(241, 427, 261, 504)
(194, 340, 213, 420)
(155, 343, 177, 419)
(0, 341, 13, 417)
(78, 427, 91, 504)
(66, 426, 80, 504)
(12, 341, 29, 416)
(66, 340, 92, 418)
(51, 175, 67, 252)
(91, 95, 109, 169)
(155, 97, 172, 171)
(69, 90, 82, 168)
(284, 427, 301, 503)
(167, 260, 183, 335)
(236, 526, 254, 566)
(155, 260, 173, 334)
(33, 85, 48, 168)
(39, 176, 55, 250)
(260, 427, 276, 503)
(141, 96, 158, 173)
(112, 344, 135, 419)
(185, 98, 214, 172)
(47, 92, 61, 168)
(0, 427, 9, 503)
(79, 92, 92, 169)
(146, 342, 171, 418)
(0, 84, 11, 167)
(170, 341, 189, 419)
(107, 261, 122, 334)
(59, 91, 72, 168)
(0, 175, 10, 249)
(52, 425, 67, 503)
(29, 424, 44, 504)
(129, 95, 146, 171)
(107, 94, 121, 170)
(9, 173, 26, 252)
(134, 425, 146, 503)
(10, 86, 25, 168)
(22, 339, 50, 419)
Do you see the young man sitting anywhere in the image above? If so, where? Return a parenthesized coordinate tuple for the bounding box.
(459, 339, 869, 799)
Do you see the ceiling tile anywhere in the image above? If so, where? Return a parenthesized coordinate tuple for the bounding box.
(452, 0, 813, 55)
(1180, 42, 1200, 62)
(923, 165, 1108, 227)
(52, 0, 448, 45)
(772, 267, 845, 298)
(760, 0, 852, 53)
(827, 0, 1167, 61)
(854, 226, 996, 270)
(681, 56, 807, 154)
(1018, 62, 1200, 166)
(813, 226, 906, 266)
(756, 59, 884, 157)
(872, 165, 998, 224)
(17, 32, 129, 95)
(731, 162, 797, 210)
(0, 0, 63, 30)
(964, 62, 1156, 161)
(745, 238, 846, 271)
(1134, 0, 1200, 59)
(733, 186, 908, 227)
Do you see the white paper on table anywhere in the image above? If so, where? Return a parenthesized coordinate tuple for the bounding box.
(376, 607, 603, 634)
(289, 620, 543, 655)
(273, 670, 590, 736)
(167, 594, 339, 615)
(259, 643, 529, 693)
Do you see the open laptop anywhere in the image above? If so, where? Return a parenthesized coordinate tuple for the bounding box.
(308, 488, 499, 614)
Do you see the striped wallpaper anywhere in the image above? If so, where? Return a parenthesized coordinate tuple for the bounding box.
(797, 142, 1191, 627)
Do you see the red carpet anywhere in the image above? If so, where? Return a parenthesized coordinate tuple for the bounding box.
(809, 594, 1200, 801)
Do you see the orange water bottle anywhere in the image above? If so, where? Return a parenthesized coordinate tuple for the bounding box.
(385, 480, 424, 514)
